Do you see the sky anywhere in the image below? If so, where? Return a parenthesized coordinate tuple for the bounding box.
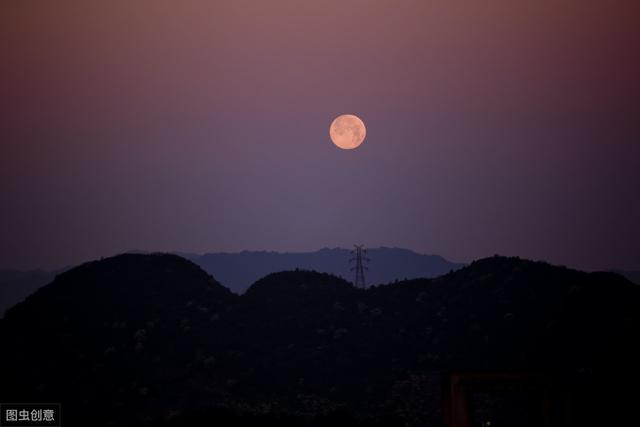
(1, 0, 639, 271)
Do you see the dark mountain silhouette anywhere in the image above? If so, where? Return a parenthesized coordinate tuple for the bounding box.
(0, 248, 461, 319)
(611, 269, 640, 285)
(1, 254, 237, 426)
(0, 269, 57, 317)
(183, 247, 464, 293)
(1, 253, 638, 426)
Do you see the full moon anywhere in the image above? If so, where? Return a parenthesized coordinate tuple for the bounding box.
(329, 114, 366, 150)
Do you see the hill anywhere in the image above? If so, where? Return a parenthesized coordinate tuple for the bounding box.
(611, 269, 640, 285)
(0, 269, 56, 317)
(0, 254, 237, 426)
(1, 254, 638, 426)
(0, 248, 461, 318)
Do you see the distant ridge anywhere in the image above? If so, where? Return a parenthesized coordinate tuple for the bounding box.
(181, 247, 465, 294)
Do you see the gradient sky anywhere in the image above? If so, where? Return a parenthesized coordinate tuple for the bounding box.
(1, 0, 639, 271)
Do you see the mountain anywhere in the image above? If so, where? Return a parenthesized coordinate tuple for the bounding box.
(0, 248, 461, 318)
(1, 254, 638, 426)
(0, 254, 237, 426)
(184, 247, 464, 294)
(611, 269, 640, 285)
(0, 269, 57, 317)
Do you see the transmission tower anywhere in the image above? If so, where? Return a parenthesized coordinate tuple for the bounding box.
(349, 244, 369, 288)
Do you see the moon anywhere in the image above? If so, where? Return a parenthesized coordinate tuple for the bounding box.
(329, 114, 366, 150)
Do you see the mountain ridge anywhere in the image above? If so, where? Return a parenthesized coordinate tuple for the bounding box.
(1, 253, 637, 426)
(183, 247, 464, 293)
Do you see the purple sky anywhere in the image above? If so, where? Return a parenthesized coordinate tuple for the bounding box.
(1, 0, 639, 271)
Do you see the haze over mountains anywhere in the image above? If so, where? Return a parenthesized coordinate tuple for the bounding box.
(181, 247, 465, 294)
